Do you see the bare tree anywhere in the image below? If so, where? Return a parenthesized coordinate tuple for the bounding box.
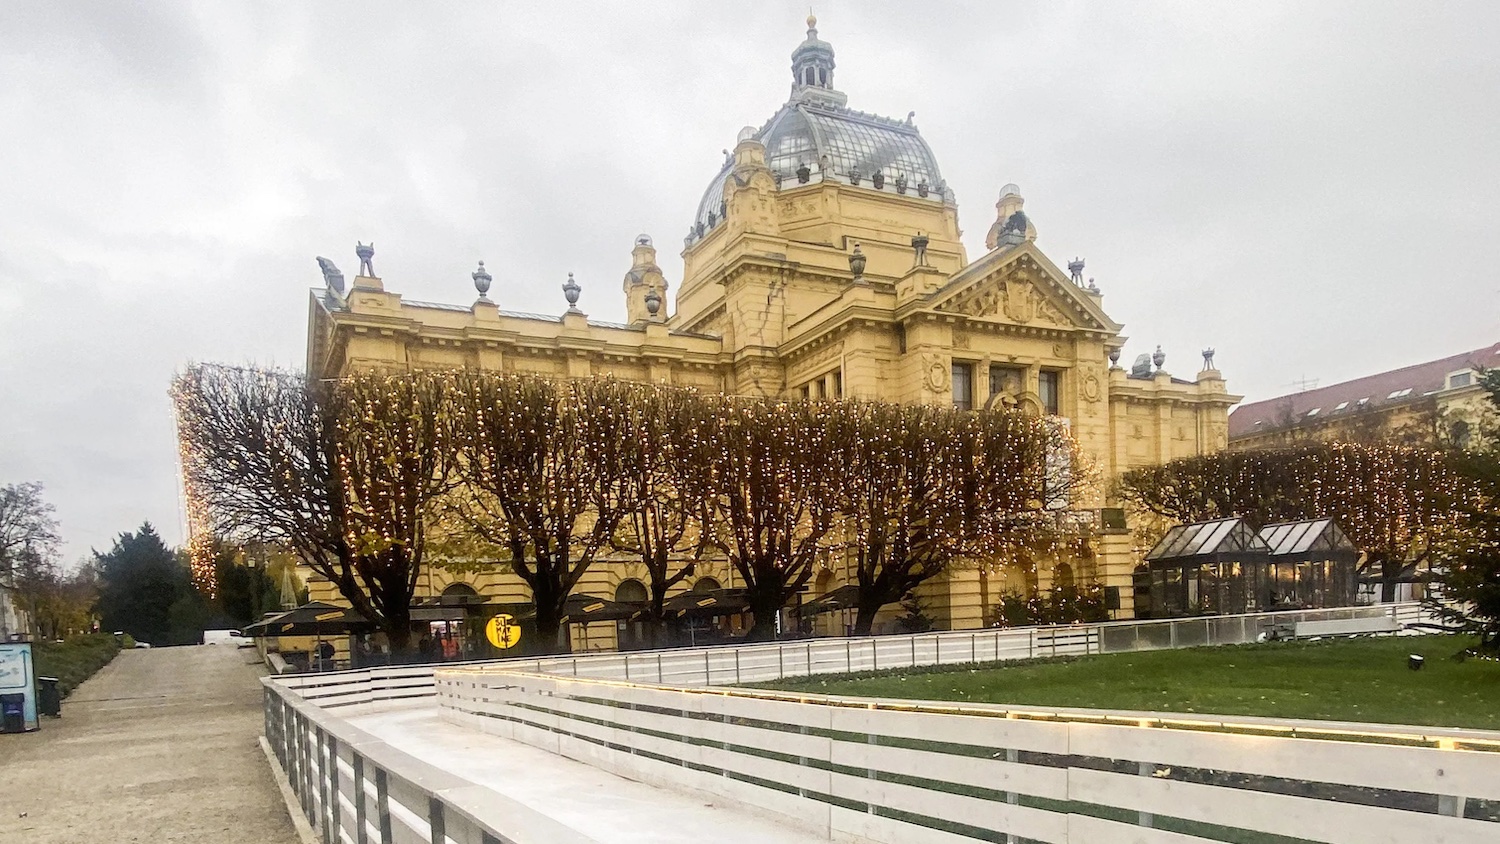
(607, 384, 707, 644)
(689, 397, 841, 641)
(330, 371, 456, 652)
(173, 365, 451, 653)
(0, 482, 61, 577)
(834, 404, 1081, 635)
(449, 374, 634, 653)
(1118, 443, 1465, 602)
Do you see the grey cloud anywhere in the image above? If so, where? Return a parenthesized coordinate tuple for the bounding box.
(1, 0, 1496, 561)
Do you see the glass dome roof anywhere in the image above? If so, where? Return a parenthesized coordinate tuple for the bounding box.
(689, 101, 950, 245)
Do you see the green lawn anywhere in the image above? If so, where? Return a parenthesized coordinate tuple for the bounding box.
(33, 634, 122, 697)
(753, 635, 1500, 730)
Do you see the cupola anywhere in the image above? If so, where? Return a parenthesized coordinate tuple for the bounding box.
(791, 13, 838, 99)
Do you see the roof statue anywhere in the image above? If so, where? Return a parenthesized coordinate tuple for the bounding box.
(315, 257, 345, 294)
(356, 241, 375, 277)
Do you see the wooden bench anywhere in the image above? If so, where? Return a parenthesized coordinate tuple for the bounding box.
(1271, 616, 1401, 640)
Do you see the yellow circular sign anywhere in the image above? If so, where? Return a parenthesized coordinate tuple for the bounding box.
(485, 614, 522, 650)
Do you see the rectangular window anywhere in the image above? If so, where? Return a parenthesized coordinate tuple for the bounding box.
(1448, 371, 1473, 389)
(833, 371, 843, 398)
(1038, 370, 1061, 415)
(799, 384, 810, 401)
(989, 364, 1024, 402)
(952, 362, 973, 410)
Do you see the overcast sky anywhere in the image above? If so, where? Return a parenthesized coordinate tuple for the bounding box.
(2, 1, 1497, 562)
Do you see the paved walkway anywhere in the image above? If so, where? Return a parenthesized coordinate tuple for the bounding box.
(0, 645, 297, 844)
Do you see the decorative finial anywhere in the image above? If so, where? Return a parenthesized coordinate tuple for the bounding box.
(1087, 277, 1100, 294)
(644, 288, 662, 317)
(1152, 345, 1166, 372)
(1108, 347, 1122, 368)
(906, 111, 915, 125)
(807, 9, 817, 31)
(355, 241, 375, 277)
(911, 233, 930, 268)
(472, 260, 492, 299)
(563, 272, 582, 312)
(1202, 347, 1216, 371)
(848, 242, 867, 282)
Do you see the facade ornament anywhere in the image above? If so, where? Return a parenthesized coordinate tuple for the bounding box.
(911, 233, 930, 267)
(1152, 345, 1166, 372)
(644, 288, 662, 317)
(1108, 347, 1121, 368)
(472, 261, 492, 300)
(773, 171, 783, 188)
(871, 170, 884, 190)
(894, 173, 907, 194)
(917, 178, 929, 198)
(848, 242, 867, 282)
(906, 111, 915, 125)
(315, 257, 345, 294)
(356, 242, 375, 277)
(1202, 347, 1216, 371)
(796, 162, 811, 183)
(1087, 277, 1100, 294)
(563, 272, 582, 312)
(1068, 258, 1085, 286)
(848, 166, 861, 186)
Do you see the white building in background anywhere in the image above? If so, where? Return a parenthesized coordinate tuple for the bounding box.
(0, 569, 29, 641)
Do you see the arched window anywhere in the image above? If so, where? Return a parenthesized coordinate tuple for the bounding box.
(615, 579, 648, 604)
(692, 577, 722, 594)
(441, 582, 479, 600)
(1055, 563, 1075, 589)
(1451, 420, 1472, 450)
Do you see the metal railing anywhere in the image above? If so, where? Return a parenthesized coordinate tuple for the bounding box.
(263, 601, 1447, 843)
(436, 667, 1500, 844)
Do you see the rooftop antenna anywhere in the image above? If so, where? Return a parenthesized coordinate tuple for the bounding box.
(1288, 375, 1319, 392)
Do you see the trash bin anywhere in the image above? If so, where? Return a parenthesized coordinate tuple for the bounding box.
(37, 677, 61, 717)
(0, 694, 24, 733)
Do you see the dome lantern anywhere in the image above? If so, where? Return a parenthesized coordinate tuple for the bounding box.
(791, 13, 837, 96)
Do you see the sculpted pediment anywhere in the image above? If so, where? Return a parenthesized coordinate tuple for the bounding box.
(927, 244, 1118, 333)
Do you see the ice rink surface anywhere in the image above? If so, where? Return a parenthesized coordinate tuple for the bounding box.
(347, 703, 829, 843)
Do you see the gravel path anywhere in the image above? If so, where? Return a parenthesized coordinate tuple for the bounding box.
(0, 644, 297, 844)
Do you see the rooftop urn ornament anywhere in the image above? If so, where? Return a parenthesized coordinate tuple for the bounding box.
(1108, 347, 1122, 368)
(1202, 347, 1216, 371)
(911, 232, 930, 267)
(644, 288, 662, 317)
(563, 272, 582, 312)
(471, 260, 492, 299)
(1152, 345, 1167, 372)
(315, 256, 345, 294)
(871, 170, 885, 190)
(848, 242, 867, 282)
(1068, 257, 1085, 285)
(356, 241, 375, 277)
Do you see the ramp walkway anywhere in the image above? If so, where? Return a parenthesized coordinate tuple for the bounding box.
(0, 644, 298, 844)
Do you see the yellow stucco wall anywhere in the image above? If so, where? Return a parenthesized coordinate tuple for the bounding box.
(305, 136, 1238, 635)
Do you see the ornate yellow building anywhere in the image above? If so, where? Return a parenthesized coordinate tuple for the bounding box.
(304, 17, 1238, 643)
